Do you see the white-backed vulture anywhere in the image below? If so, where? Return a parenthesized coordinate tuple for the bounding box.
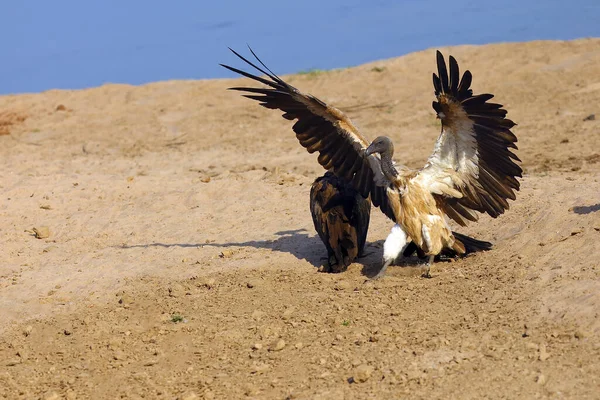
(310, 172, 370, 272)
(221, 48, 521, 278)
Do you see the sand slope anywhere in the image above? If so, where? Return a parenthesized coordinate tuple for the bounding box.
(0, 39, 599, 399)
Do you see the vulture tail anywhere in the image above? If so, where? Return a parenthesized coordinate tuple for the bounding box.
(402, 232, 492, 259)
(452, 232, 493, 254)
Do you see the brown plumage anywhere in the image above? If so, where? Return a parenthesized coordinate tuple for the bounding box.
(221, 47, 520, 277)
(310, 172, 370, 272)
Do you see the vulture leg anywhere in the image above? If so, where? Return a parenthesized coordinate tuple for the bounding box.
(318, 254, 333, 273)
(373, 257, 394, 280)
(422, 255, 435, 279)
(372, 224, 408, 279)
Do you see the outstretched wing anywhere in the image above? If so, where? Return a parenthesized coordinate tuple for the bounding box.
(221, 47, 395, 221)
(412, 51, 522, 226)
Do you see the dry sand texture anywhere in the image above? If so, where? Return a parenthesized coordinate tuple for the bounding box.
(0, 39, 599, 399)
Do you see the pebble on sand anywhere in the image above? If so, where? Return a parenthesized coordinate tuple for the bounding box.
(179, 392, 199, 400)
(352, 364, 374, 383)
(32, 226, 51, 239)
(269, 339, 286, 351)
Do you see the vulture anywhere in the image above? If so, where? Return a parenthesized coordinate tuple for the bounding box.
(221, 47, 521, 278)
(310, 171, 370, 273)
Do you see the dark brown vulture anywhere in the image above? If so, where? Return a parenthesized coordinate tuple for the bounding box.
(310, 172, 370, 272)
(221, 48, 520, 278)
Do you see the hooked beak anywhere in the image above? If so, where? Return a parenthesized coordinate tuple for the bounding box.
(365, 145, 375, 156)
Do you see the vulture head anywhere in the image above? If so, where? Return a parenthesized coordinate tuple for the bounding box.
(365, 136, 394, 158)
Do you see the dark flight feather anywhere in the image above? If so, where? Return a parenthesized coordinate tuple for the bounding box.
(310, 172, 371, 272)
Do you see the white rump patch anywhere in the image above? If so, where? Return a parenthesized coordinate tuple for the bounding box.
(383, 224, 408, 264)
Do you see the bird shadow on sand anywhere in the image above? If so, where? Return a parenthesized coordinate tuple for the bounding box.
(572, 203, 600, 215)
(207, 229, 325, 267)
(121, 229, 325, 268)
(119, 230, 435, 277)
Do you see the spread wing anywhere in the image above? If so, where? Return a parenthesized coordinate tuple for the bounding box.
(411, 51, 522, 226)
(221, 47, 395, 221)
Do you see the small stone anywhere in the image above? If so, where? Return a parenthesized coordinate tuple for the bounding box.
(536, 373, 546, 385)
(118, 293, 134, 305)
(251, 310, 266, 320)
(352, 364, 374, 383)
(246, 280, 259, 289)
(282, 308, 294, 320)
(204, 390, 215, 400)
(144, 359, 159, 366)
(43, 392, 60, 400)
(294, 342, 304, 349)
(23, 325, 33, 337)
(203, 278, 216, 289)
(583, 114, 595, 121)
(319, 371, 332, 379)
(269, 339, 286, 351)
(334, 281, 350, 291)
(180, 392, 199, 400)
(219, 250, 234, 258)
(252, 343, 262, 350)
(200, 176, 211, 183)
(56, 104, 67, 111)
(250, 362, 270, 374)
(574, 330, 588, 339)
(33, 226, 50, 239)
(6, 359, 21, 366)
(63, 328, 73, 336)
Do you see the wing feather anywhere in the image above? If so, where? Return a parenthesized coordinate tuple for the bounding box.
(221, 47, 395, 220)
(414, 50, 521, 223)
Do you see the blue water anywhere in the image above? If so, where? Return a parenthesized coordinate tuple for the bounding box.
(1, 0, 598, 94)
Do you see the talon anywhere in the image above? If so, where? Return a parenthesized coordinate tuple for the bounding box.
(371, 259, 393, 280)
(421, 255, 434, 278)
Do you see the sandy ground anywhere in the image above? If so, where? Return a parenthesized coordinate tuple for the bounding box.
(0, 39, 599, 399)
